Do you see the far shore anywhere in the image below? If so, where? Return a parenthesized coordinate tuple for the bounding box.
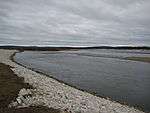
(126, 57, 150, 63)
(1, 45, 150, 64)
(0, 45, 150, 51)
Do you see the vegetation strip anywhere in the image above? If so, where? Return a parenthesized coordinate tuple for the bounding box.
(125, 57, 150, 63)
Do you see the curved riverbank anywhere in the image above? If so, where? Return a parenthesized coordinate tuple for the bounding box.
(0, 63, 65, 113)
(0, 49, 145, 113)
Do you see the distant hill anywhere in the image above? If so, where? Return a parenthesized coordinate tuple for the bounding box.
(0, 45, 150, 51)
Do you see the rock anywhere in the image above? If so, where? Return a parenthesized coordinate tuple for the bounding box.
(16, 98, 22, 104)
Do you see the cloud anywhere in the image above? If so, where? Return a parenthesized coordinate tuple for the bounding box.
(0, 0, 150, 46)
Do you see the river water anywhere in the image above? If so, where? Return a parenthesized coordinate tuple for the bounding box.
(14, 49, 150, 112)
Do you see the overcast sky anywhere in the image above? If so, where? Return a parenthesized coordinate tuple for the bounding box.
(0, 0, 150, 46)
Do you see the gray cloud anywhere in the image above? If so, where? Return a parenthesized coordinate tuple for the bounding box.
(0, 0, 150, 46)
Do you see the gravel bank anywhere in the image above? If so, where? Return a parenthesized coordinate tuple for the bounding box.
(0, 49, 145, 113)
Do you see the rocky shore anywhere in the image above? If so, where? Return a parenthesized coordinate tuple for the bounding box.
(0, 49, 145, 113)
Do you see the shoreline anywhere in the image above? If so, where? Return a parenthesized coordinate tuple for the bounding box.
(0, 49, 146, 113)
(0, 63, 64, 113)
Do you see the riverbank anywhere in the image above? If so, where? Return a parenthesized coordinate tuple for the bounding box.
(0, 63, 66, 113)
(0, 49, 145, 113)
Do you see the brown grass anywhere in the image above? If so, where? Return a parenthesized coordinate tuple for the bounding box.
(126, 57, 150, 63)
(0, 63, 32, 108)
